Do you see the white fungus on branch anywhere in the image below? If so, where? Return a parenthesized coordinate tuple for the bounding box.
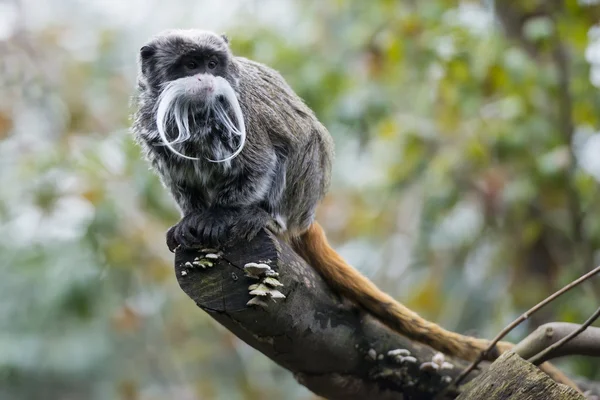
(244, 262, 286, 307)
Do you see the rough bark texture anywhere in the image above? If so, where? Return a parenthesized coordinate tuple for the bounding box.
(174, 230, 482, 400)
(456, 352, 584, 400)
(173, 230, 598, 399)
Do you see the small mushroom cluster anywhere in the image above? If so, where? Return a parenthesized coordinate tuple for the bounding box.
(387, 348, 418, 365)
(419, 352, 454, 373)
(180, 249, 221, 276)
(244, 262, 285, 308)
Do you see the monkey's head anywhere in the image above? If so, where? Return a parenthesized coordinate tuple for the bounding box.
(135, 29, 245, 162)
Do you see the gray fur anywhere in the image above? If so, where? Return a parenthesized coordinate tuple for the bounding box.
(131, 29, 333, 247)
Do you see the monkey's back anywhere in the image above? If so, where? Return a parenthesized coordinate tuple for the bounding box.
(235, 57, 334, 235)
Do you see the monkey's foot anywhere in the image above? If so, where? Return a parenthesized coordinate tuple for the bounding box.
(230, 206, 272, 242)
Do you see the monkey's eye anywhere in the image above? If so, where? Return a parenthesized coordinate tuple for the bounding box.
(207, 58, 218, 70)
(184, 60, 199, 70)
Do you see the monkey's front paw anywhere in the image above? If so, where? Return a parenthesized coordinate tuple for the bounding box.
(166, 213, 205, 251)
(166, 210, 232, 250)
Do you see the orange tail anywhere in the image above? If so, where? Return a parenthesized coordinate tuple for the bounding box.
(292, 222, 509, 361)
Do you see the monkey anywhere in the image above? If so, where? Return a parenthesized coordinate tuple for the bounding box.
(131, 29, 576, 389)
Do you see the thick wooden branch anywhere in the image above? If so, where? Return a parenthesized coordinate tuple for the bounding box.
(173, 230, 598, 399)
(456, 352, 584, 400)
(174, 230, 482, 399)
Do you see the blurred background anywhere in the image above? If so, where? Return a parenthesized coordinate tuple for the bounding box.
(1, 0, 600, 398)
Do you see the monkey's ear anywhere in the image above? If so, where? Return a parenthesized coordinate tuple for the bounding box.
(220, 34, 229, 44)
(139, 45, 156, 75)
(139, 45, 156, 60)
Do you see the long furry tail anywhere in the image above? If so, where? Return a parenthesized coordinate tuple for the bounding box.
(293, 222, 508, 360)
(292, 222, 578, 389)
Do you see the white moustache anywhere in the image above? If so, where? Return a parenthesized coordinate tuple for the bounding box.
(154, 74, 246, 162)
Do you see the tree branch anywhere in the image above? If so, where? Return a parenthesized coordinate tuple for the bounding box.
(528, 305, 600, 365)
(172, 230, 599, 398)
(514, 322, 600, 365)
(173, 230, 483, 399)
(453, 265, 600, 387)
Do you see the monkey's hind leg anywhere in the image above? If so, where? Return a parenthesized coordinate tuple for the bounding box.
(229, 206, 278, 241)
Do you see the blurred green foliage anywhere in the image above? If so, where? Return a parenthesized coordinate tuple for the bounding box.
(1, 0, 599, 398)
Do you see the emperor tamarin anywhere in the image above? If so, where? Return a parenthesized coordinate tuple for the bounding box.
(130, 29, 577, 382)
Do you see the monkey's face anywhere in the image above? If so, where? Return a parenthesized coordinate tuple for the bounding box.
(137, 30, 245, 162)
